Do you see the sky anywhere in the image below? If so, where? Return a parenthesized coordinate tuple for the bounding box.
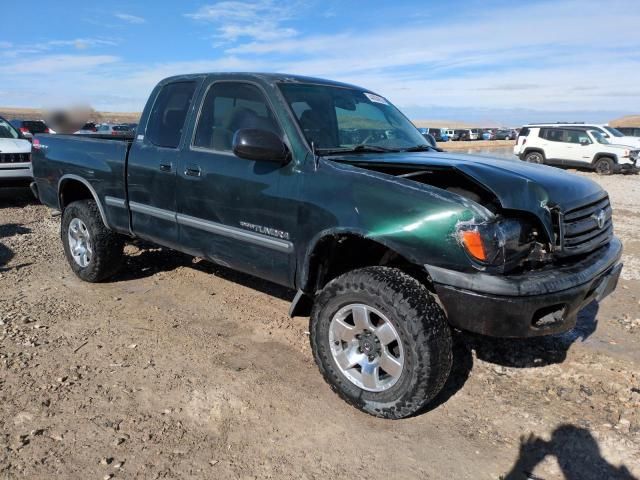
(1, 0, 639, 125)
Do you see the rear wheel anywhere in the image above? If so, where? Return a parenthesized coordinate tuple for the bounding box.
(61, 200, 124, 282)
(595, 157, 614, 175)
(525, 151, 544, 164)
(310, 267, 452, 419)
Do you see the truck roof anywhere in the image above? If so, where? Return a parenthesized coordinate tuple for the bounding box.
(159, 72, 369, 92)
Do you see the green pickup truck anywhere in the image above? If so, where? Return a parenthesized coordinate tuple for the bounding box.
(31, 73, 622, 419)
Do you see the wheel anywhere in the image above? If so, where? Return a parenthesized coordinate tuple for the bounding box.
(61, 199, 124, 282)
(310, 267, 452, 419)
(525, 151, 544, 164)
(594, 157, 614, 175)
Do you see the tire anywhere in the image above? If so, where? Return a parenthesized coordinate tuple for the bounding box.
(525, 151, 544, 164)
(310, 267, 452, 419)
(594, 157, 614, 175)
(61, 199, 124, 282)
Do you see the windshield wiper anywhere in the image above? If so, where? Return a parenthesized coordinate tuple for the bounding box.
(403, 144, 434, 152)
(318, 144, 401, 155)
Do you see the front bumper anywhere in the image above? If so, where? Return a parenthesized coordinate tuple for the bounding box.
(615, 161, 639, 174)
(428, 237, 623, 337)
(0, 163, 32, 180)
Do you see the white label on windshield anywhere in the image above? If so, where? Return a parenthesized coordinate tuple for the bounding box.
(364, 92, 389, 105)
(137, 134, 144, 141)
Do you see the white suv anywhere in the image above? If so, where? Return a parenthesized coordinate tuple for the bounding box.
(513, 125, 639, 175)
(0, 116, 32, 184)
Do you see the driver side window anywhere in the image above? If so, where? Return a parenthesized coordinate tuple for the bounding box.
(193, 82, 281, 152)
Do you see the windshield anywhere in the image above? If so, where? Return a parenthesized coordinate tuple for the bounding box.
(603, 126, 624, 137)
(0, 118, 20, 139)
(278, 83, 427, 152)
(590, 130, 610, 144)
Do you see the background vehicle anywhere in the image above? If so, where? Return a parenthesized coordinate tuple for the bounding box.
(9, 119, 54, 138)
(0, 116, 32, 185)
(519, 123, 640, 149)
(481, 129, 496, 140)
(617, 127, 640, 137)
(495, 129, 517, 140)
(74, 122, 98, 134)
(417, 127, 448, 142)
(31, 73, 623, 419)
(95, 124, 135, 136)
(444, 128, 459, 141)
(515, 125, 638, 174)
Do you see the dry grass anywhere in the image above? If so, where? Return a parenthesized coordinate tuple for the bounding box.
(0, 107, 140, 124)
(610, 115, 640, 128)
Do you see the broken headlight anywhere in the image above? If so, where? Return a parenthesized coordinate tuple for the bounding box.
(457, 218, 537, 272)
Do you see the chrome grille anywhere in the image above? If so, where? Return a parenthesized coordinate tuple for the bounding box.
(0, 153, 31, 164)
(560, 196, 613, 256)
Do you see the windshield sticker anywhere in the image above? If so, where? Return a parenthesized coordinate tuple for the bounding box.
(364, 93, 389, 105)
(137, 134, 144, 141)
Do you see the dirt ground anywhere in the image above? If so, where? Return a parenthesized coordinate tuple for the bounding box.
(1, 170, 639, 480)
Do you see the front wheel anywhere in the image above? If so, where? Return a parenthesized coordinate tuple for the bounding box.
(310, 267, 452, 419)
(525, 151, 544, 164)
(61, 200, 125, 282)
(595, 157, 614, 175)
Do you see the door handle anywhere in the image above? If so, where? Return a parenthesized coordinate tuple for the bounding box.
(185, 165, 202, 177)
(159, 163, 172, 172)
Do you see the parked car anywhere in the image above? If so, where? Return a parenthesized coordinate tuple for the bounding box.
(74, 122, 99, 134)
(481, 129, 496, 140)
(495, 129, 517, 140)
(444, 128, 459, 141)
(455, 129, 477, 141)
(95, 124, 135, 136)
(9, 119, 54, 140)
(513, 125, 638, 174)
(417, 127, 448, 142)
(31, 72, 623, 419)
(616, 127, 640, 137)
(0, 116, 32, 185)
(519, 123, 640, 150)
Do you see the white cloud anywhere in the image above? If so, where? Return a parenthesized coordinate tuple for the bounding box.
(115, 13, 146, 24)
(0, 55, 120, 75)
(186, 0, 299, 44)
(0, 41, 12, 49)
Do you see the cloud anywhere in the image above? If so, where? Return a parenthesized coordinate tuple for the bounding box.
(115, 13, 146, 24)
(185, 1, 299, 44)
(0, 41, 12, 49)
(0, 54, 120, 75)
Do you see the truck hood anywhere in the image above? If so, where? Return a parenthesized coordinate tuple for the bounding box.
(331, 150, 606, 240)
(0, 138, 32, 153)
(617, 136, 640, 148)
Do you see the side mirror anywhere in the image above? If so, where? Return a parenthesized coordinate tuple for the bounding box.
(232, 129, 289, 164)
(580, 139, 590, 146)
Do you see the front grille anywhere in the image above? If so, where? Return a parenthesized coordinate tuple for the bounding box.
(0, 152, 31, 164)
(559, 196, 613, 256)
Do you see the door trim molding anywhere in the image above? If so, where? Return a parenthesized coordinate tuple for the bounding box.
(177, 213, 294, 253)
(128, 200, 294, 253)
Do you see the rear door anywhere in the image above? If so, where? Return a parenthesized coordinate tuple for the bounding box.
(127, 80, 198, 249)
(175, 80, 297, 287)
(538, 128, 567, 164)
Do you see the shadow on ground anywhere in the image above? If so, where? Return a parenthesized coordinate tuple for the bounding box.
(423, 302, 601, 413)
(113, 241, 295, 303)
(0, 186, 37, 209)
(502, 424, 638, 480)
(0, 223, 32, 271)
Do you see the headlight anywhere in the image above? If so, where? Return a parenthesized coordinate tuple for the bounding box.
(457, 218, 536, 272)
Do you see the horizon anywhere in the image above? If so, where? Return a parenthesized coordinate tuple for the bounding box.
(1, 0, 639, 125)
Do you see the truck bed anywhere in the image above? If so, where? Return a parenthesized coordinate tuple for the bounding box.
(32, 133, 132, 233)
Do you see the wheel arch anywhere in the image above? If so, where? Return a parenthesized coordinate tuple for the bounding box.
(58, 175, 110, 229)
(523, 147, 545, 159)
(592, 153, 618, 165)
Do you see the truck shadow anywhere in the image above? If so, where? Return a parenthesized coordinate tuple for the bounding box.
(463, 301, 600, 369)
(0, 223, 32, 271)
(424, 302, 600, 414)
(0, 186, 37, 208)
(502, 424, 638, 480)
(114, 242, 295, 303)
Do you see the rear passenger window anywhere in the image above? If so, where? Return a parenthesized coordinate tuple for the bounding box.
(541, 128, 566, 142)
(193, 82, 281, 151)
(146, 81, 196, 149)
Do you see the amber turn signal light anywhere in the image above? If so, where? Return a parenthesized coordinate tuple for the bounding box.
(460, 230, 487, 261)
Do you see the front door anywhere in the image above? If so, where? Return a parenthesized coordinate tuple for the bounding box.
(176, 81, 297, 287)
(127, 80, 198, 249)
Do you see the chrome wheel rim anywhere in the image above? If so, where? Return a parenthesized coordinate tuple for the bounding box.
(329, 304, 404, 392)
(528, 153, 542, 164)
(68, 218, 92, 267)
(596, 160, 611, 174)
